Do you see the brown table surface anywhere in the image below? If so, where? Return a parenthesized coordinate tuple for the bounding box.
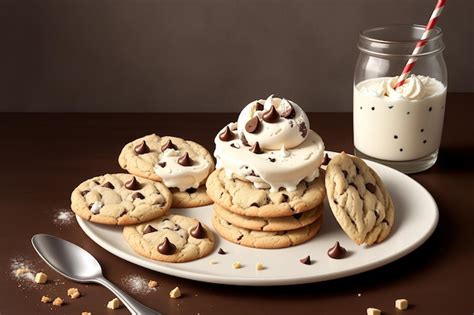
(1, 93, 473, 315)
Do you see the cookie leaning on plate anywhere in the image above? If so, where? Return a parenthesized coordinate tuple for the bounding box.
(325, 152, 395, 245)
(123, 214, 215, 263)
(71, 173, 172, 225)
(206, 168, 326, 218)
(118, 134, 215, 208)
(212, 214, 322, 249)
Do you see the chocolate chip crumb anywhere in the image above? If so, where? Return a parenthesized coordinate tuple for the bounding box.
(394, 135, 398, 139)
(299, 255, 311, 265)
(327, 241, 346, 259)
(218, 248, 226, 255)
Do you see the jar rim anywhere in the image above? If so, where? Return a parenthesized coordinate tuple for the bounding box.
(358, 24, 444, 57)
(360, 24, 443, 44)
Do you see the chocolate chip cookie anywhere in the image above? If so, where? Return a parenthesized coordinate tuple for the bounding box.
(118, 134, 215, 208)
(71, 173, 172, 225)
(325, 152, 395, 245)
(212, 213, 322, 249)
(213, 203, 323, 232)
(206, 168, 326, 217)
(123, 214, 215, 263)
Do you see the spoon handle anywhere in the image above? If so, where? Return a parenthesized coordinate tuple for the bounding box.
(95, 277, 161, 315)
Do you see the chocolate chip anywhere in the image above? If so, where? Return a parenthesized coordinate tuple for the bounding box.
(268, 157, 276, 162)
(262, 106, 280, 123)
(423, 140, 427, 144)
(132, 192, 145, 200)
(365, 183, 376, 193)
(327, 241, 346, 259)
(237, 235, 243, 241)
(218, 248, 226, 255)
(161, 139, 178, 151)
(280, 103, 295, 119)
(293, 213, 302, 219)
(190, 222, 206, 239)
(134, 140, 150, 154)
(255, 102, 264, 111)
(282, 194, 289, 202)
(80, 190, 89, 196)
(93, 180, 100, 185)
(230, 143, 240, 149)
(143, 225, 157, 234)
(394, 135, 398, 139)
(342, 170, 348, 178)
(245, 116, 261, 133)
(322, 153, 331, 166)
(158, 237, 176, 255)
(250, 202, 259, 207)
(298, 122, 307, 137)
(371, 107, 375, 111)
(125, 177, 141, 190)
(299, 255, 311, 265)
(157, 162, 166, 168)
(219, 126, 235, 141)
(250, 142, 263, 154)
(102, 182, 114, 189)
(240, 133, 250, 146)
(429, 107, 432, 112)
(186, 187, 197, 194)
(349, 183, 357, 189)
(178, 152, 194, 166)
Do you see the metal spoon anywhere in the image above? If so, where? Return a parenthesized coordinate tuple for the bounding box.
(31, 234, 160, 315)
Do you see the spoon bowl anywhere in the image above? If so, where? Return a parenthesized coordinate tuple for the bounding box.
(32, 234, 102, 282)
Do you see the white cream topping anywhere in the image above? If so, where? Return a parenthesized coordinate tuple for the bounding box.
(154, 148, 211, 192)
(236, 95, 310, 150)
(90, 201, 103, 214)
(360, 75, 437, 101)
(215, 126, 325, 192)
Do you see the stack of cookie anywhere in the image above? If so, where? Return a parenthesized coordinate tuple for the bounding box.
(70, 134, 216, 263)
(207, 95, 327, 249)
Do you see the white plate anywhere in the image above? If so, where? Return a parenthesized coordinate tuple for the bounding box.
(77, 151, 438, 286)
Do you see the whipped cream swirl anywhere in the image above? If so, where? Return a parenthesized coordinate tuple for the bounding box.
(360, 75, 434, 100)
(236, 95, 310, 150)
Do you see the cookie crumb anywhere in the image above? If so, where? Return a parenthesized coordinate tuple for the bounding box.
(35, 272, 48, 284)
(41, 296, 51, 303)
(67, 287, 81, 299)
(256, 263, 265, 270)
(107, 298, 121, 310)
(209, 260, 218, 265)
(395, 298, 408, 310)
(232, 262, 242, 269)
(366, 307, 381, 315)
(169, 287, 182, 299)
(52, 297, 64, 306)
(81, 312, 92, 315)
(148, 280, 158, 288)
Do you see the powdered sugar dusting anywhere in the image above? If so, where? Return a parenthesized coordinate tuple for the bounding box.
(121, 275, 157, 294)
(10, 257, 38, 287)
(53, 209, 75, 226)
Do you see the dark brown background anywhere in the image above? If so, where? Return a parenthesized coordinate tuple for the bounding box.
(1, 94, 473, 314)
(1, 0, 473, 112)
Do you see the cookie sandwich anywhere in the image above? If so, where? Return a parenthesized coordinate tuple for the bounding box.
(207, 95, 327, 248)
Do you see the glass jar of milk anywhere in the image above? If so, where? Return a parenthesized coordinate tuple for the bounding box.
(354, 24, 447, 173)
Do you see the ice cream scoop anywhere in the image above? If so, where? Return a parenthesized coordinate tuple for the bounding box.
(237, 95, 310, 150)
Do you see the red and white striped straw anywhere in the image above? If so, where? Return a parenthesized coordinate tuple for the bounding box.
(394, 0, 447, 88)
